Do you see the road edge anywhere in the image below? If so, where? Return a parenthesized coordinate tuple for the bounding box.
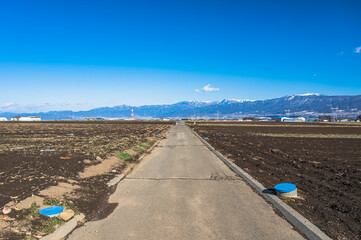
(106, 124, 175, 187)
(41, 125, 175, 240)
(41, 213, 85, 240)
(187, 125, 331, 240)
(106, 138, 161, 187)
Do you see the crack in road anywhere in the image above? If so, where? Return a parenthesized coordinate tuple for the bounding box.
(125, 177, 241, 181)
(159, 145, 207, 147)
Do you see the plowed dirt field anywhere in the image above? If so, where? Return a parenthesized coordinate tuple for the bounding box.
(193, 122, 361, 240)
(0, 121, 173, 239)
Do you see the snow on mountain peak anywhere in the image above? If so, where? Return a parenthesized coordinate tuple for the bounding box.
(222, 99, 256, 103)
(286, 93, 321, 100)
(184, 100, 215, 104)
(296, 93, 321, 96)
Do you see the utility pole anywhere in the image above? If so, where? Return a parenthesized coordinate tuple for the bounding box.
(331, 106, 338, 122)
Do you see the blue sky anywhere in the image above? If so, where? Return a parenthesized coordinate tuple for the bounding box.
(0, 0, 360, 112)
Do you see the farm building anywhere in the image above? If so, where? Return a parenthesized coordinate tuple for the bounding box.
(276, 117, 295, 122)
(85, 117, 104, 121)
(11, 116, 41, 121)
(295, 117, 306, 122)
(276, 116, 305, 122)
(0, 117, 7, 121)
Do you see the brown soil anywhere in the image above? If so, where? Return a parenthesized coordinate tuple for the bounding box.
(0, 121, 173, 238)
(15, 196, 44, 210)
(38, 182, 80, 199)
(79, 156, 120, 179)
(193, 122, 361, 240)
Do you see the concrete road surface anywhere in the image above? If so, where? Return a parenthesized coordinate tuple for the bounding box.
(69, 123, 304, 240)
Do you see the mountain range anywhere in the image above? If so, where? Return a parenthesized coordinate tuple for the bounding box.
(1, 94, 360, 120)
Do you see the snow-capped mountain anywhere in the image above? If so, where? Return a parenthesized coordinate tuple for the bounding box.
(286, 93, 322, 101)
(1, 94, 360, 119)
(294, 93, 321, 97)
(219, 99, 256, 104)
(177, 100, 218, 107)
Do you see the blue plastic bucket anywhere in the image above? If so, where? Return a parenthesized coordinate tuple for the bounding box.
(274, 183, 297, 197)
(39, 206, 64, 216)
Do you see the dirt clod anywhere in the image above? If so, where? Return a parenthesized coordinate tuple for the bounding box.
(59, 209, 74, 221)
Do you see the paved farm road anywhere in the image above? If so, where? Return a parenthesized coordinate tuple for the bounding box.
(69, 123, 304, 240)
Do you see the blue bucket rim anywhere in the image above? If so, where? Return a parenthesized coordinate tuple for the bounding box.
(274, 183, 297, 193)
(39, 206, 64, 216)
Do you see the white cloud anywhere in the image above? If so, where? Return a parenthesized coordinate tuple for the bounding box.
(203, 84, 220, 92)
(0, 102, 19, 112)
(76, 101, 88, 106)
(0, 102, 72, 113)
(3, 102, 16, 108)
(354, 46, 361, 54)
(0, 103, 49, 113)
(195, 84, 220, 93)
(0, 101, 95, 113)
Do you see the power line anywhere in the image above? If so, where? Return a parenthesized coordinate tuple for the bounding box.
(330, 106, 338, 122)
